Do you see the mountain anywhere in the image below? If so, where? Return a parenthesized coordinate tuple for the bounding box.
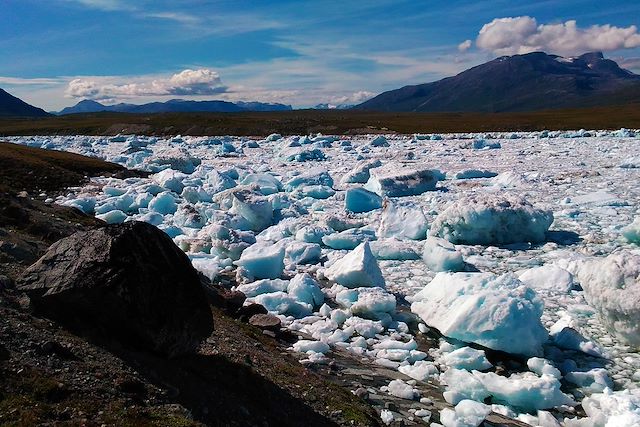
(0, 88, 50, 117)
(355, 52, 640, 112)
(57, 99, 292, 115)
(313, 103, 354, 110)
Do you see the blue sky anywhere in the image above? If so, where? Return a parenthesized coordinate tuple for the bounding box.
(2, 0, 640, 110)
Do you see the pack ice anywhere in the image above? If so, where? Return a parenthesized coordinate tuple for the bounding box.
(18, 127, 640, 426)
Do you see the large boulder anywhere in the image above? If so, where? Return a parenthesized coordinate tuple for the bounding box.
(18, 221, 214, 357)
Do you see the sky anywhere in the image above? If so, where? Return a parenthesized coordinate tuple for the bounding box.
(2, 0, 640, 111)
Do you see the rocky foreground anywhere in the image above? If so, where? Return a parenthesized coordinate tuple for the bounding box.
(0, 143, 385, 427)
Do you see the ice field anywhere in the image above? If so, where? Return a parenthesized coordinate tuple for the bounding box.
(8, 128, 640, 426)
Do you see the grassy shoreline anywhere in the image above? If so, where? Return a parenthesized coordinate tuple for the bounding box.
(1, 104, 639, 137)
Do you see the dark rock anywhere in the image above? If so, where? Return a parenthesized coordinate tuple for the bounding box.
(201, 280, 246, 313)
(0, 274, 13, 290)
(237, 303, 268, 321)
(482, 412, 533, 426)
(36, 340, 80, 361)
(0, 342, 9, 360)
(17, 221, 214, 357)
(249, 314, 281, 331)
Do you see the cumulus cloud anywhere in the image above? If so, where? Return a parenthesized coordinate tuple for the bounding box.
(328, 91, 375, 105)
(65, 69, 227, 100)
(458, 39, 472, 52)
(474, 16, 640, 56)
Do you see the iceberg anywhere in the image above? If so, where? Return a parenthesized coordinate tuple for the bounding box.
(324, 241, 385, 288)
(377, 201, 428, 240)
(344, 188, 382, 213)
(430, 195, 553, 245)
(411, 272, 548, 356)
(574, 251, 640, 347)
(364, 165, 443, 197)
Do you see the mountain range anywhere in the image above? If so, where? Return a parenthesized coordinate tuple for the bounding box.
(2, 51, 639, 118)
(355, 52, 640, 112)
(0, 88, 51, 117)
(56, 99, 292, 115)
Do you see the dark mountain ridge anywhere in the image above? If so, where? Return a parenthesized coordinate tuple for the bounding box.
(57, 98, 293, 115)
(0, 88, 51, 117)
(355, 52, 640, 112)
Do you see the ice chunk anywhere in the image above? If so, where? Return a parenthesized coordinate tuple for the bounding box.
(147, 147, 200, 173)
(62, 197, 96, 214)
(518, 265, 575, 293)
(369, 238, 420, 260)
(293, 339, 330, 354)
(344, 188, 382, 213)
(565, 368, 613, 393)
(364, 165, 443, 197)
(549, 315, 602, 357)
(322, 228, 376, 250)
(234, 242, 285, 280)
(442, 369, 574, 411)
(399, 360, 439, 381)
(225, 188, 274, 232)
(471, 139, 501, 150)
(336, 286, 396, 319)
(422, 236, 465, 272)
(236, 278, 289, 297)
(287, 273, 324, 307)
(575, 388, 640, 427)
(571, 190, 628, 207)
(152, 169, 187, 193)
(253, 291, 312, 318)
(148, 191, 178, 215)
(284, 168, 333, 191)
(527, 358, 561, 379)
(294, 185, 335, 199)
(574, 251, 640, 347)
(430, 195, 553, 245)
(377, 201, 428, 240)
(380, 409, 394, 425)
(386, 379, 417, 400)
(340, 159, 382, 184)
(440, 400, 491, 427)
(442, 347, 492, 371)
(622, 217, 640, 244)
(370, 135, 390, 147)
(325, 242, 385, 288)
(240, 173, 282, 195)
(411, 273, 548, 356)
(453, 169, 498, 180)
(285, 241, 322, 265)
(96, 209, 127, 224)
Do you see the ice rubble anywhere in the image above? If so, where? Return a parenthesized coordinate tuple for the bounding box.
(411, 272, 548, 356)
(573, 251, 640, 347)
(21, 128, 640, 426)
(430, 195, 554, 245)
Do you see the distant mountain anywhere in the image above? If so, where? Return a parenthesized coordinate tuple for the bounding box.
(355, 52, 640, 112)
(0, 88, 50, 117)
(57, 99, 293, 115)
(313, 103, 354, 110)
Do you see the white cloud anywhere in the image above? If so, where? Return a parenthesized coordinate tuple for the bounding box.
(65, 69, 228, 100)
(458, 39, 472, 52)
(475, 16, 640, 56)
(0, 76, 64, 86)
(327, 91, 375, 105)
